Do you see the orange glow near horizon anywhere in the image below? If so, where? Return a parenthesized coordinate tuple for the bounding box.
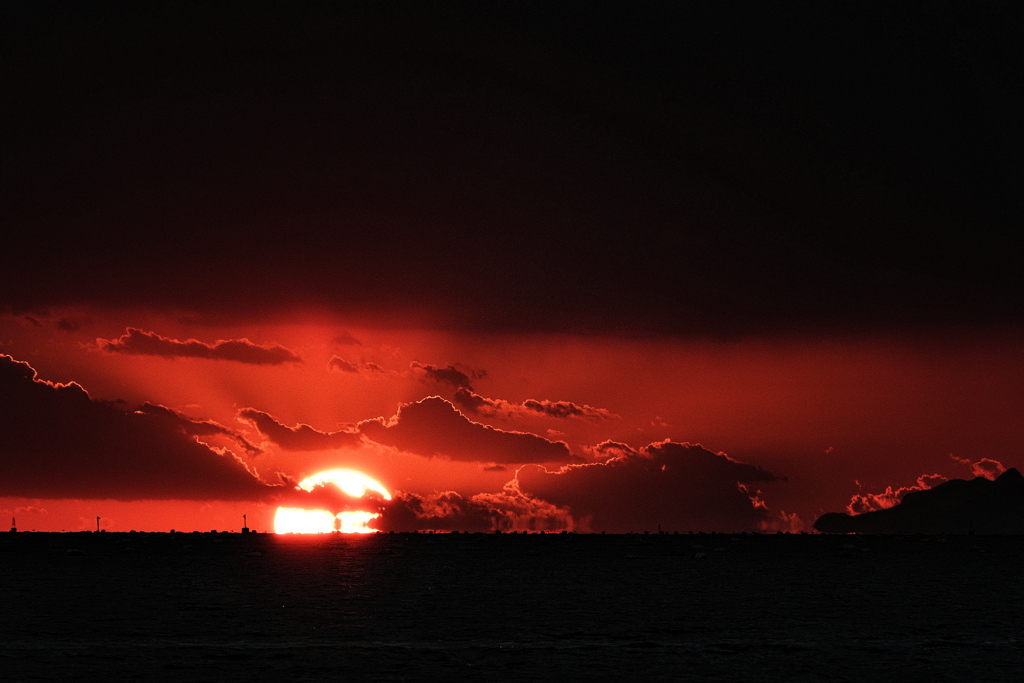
(274, 469, 392, 534)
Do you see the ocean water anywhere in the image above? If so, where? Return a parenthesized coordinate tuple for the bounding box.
(2, 532, 1023, 681)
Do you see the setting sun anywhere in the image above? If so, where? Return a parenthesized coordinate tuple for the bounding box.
(274, 469, 392, 534)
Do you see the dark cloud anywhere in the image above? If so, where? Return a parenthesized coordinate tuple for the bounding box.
(238, 408, 361, 451)
(515, 440, 784, 533)
(56, 317, 82, 332)
(328, 356, 385, 374)
(846, 457, 1009, 515)
(847, 473, 948, 515)
(451, 387, 491, 413)
(98, 328, 301, 365)
(454, 387, 618, 422)
(815, 469, 1024, 534)
(410, 362, 483, 390)
(357, 397, 573, 464)
(0, 354, 276, 501)
(329, 357, 359, 373)
(136, 403, 261, 455)
(522, 399, 617, 421)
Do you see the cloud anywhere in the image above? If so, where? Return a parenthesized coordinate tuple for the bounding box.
(136, 403, 261, 455)
(0, 354, 278, 501)
(950, 454, 1007, 480)
(12, 312, 87, 331)
(238, 408, 361, 451)
(514, 440, 784, 533)
(97, 328, 302, 365)
(375, 484, 573, 533)
(328, 356, 385, 374)
(410, 362, 484, 390)
(374, 491, 500, 533)
(846, 457, 1011, 516)
(453, 387, 618, 421)
(846, 473, 948, 515)
(357, 396, 573, 464)
(816, 469, 1024, 534)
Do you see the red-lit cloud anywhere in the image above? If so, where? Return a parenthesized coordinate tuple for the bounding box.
(846, 457, 1009, 515)
(454, 387, 619, 422)
(238, 408, 361, 451)
(376, 485, 573, 533)
(817, 469, 1024, 534)
(846, 473, 948, 514)
(514, 440, 784, 533)
(357, 396, 573, 464)
(0, 355, 274, 501)
(97, 328, 302, 365)
(950, 455, 1007, 480)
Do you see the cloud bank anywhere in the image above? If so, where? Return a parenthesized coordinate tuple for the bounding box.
(0, 355, 274, 500)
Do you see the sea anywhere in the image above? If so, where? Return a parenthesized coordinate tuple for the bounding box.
(2, 531, 1023, 681)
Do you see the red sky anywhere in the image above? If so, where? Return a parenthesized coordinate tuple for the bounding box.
(2, 4, 1021, 532)
(2, 313, 1020, 532)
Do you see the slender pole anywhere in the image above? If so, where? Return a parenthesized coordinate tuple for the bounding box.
(96, 516, 100, 532)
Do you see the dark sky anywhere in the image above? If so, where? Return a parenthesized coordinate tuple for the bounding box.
(4, 1, 1022, 335)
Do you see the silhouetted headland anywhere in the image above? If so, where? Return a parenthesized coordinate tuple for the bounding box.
(814, 468, 1024, 534)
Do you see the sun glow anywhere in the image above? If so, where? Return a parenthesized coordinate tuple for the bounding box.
(274, 469, 392, 534)
(274, 507, 336, 534)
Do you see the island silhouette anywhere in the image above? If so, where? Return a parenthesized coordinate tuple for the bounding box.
(814, 468, 1024, 534)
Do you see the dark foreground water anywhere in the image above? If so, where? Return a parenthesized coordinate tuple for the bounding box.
(3, 532, 1024, 681)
